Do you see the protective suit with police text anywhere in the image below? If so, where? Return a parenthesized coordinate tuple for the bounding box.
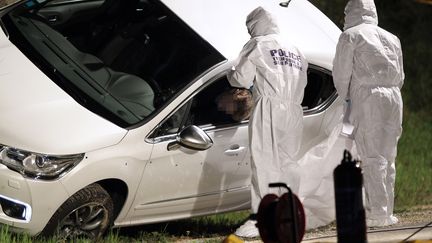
(228, 7, 308, 215)
(332, 0, 404, 227)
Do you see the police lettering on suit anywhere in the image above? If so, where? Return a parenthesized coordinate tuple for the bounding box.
(269, 49, 303, 70)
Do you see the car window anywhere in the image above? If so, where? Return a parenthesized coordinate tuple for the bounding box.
(1, 0, 224, 128)
(152, 65, 335, 138)
(151, 75, 248, 138)
(152, 101, 191, 138)
(186, 77, 248, 127)
(302, 66, 336, 112)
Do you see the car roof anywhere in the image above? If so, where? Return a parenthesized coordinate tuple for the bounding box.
(160, 0, 342, 70)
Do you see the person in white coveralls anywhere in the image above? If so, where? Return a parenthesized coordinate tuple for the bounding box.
(227, 6, 308, 238)
(333, 0, 404, 227)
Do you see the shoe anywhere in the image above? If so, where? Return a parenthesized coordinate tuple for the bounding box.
(389, 215, 399, 224)
(366, 215, 399, 227)
(234, 219, 260, 238)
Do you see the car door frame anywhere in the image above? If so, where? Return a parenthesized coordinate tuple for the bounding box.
(126, 63, 251, 224)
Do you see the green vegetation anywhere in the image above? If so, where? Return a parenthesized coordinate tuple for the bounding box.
(395, 110, 432, 210)
(0, 212, 249, 242)
(113, 211, 249, 241)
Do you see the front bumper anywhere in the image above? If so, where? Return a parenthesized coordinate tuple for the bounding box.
(0, 164, 70, 235)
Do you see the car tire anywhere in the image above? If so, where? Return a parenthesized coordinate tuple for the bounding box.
(40, 183, 114, 240)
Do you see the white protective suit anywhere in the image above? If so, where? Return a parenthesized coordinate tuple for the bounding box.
(333, 0, 404, 226)
(228, 7, 308, 214)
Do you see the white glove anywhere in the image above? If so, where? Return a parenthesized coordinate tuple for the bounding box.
(341, 100, 354, 138)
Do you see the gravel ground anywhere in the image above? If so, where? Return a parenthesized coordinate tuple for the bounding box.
(303, 205, 432, 240)
(193, 206, 432, 243)
(168, 206, 432, 242)
(237, 205, 432, 243)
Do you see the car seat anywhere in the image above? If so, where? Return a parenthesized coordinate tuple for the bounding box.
(31, 18, 155, 118)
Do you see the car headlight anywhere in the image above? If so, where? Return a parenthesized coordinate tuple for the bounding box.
(0, 144, 84, 180)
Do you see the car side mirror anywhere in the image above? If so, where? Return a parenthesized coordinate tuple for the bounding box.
(167, 125, 213, 151)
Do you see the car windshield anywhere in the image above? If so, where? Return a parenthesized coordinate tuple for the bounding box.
(1, 0, 225, 128)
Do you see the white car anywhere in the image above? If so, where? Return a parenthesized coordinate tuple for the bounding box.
(0, 0, 342, 239)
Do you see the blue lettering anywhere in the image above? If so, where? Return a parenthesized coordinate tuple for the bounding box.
(278, 49, 285, 56)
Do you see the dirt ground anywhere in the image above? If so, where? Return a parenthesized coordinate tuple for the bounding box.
(303, 205, 432, 240)
(199, 206, 432, 243)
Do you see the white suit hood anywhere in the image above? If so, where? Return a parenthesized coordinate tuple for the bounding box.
(344, 0, 378, 30)
(246, 7, 280, 37)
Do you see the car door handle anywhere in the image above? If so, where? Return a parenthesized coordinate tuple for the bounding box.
(224, 145, 246, 156)
(48, 15, 59, 22)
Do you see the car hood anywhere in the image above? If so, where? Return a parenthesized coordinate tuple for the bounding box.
(161, 0, 341, 70)
(0, 30, 127, 155)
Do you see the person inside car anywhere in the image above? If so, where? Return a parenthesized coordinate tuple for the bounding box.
(216, 88, 253, 122)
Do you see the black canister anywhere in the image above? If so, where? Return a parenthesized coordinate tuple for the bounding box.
(333, 150, 367, 243)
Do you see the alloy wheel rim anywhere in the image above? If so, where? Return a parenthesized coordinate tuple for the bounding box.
(57, 202, 109, 240)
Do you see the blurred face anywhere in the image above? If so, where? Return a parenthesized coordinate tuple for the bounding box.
(216, 89, 252, 122)
(217, 95, 236, 115)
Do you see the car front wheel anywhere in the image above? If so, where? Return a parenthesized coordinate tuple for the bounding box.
(41, 183, 114, 240)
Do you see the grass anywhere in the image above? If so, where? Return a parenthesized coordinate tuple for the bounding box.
(0, 212, 250, 242)
(112, 211, 249, 242)
(394, 109, 432, 211)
